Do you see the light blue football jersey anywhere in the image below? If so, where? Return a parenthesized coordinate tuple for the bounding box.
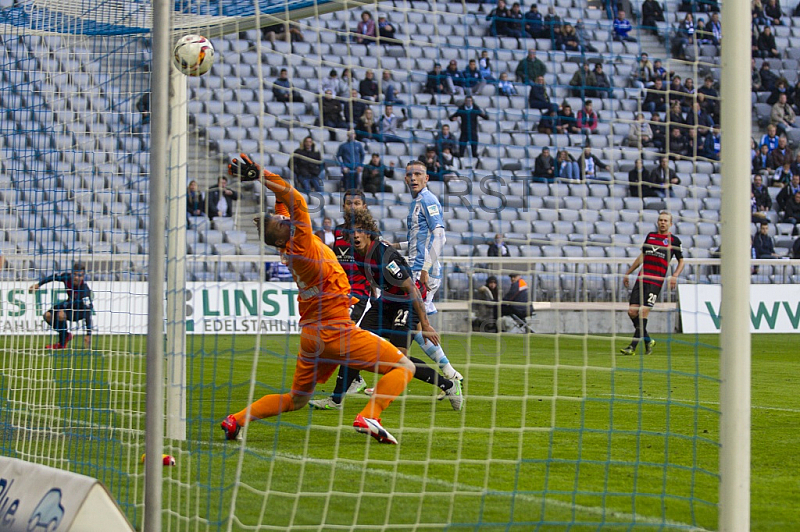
(406, 187, 445, 278)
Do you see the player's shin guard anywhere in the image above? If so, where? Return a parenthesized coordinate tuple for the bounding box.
(629, 314, 641, 348)
(235, 392, 297, 423)
(358, 365, 413, 420)
(409, 356, 452, 391)
(413, 331, 457, 377)
(641, 318, 650, 342)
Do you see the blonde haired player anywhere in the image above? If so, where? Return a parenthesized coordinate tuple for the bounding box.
(220, 154, 416, 444)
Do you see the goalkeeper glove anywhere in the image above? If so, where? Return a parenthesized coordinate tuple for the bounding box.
(228, 153, 261, 182)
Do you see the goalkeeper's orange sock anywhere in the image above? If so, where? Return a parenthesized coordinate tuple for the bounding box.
(233, 393, 296, 425)
(358, 366, 413, 420)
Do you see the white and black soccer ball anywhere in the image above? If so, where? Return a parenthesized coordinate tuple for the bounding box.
(173, 34, 215, 76)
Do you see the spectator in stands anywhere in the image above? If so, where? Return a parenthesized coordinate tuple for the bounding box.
(753, 143, 775, 176)
(361, 153, 395, 193)
(627, 112, 654, 147)
(647, 156, 680, 197)
(644, 77, 668, 113)
(752, 175, 773, 214)
(261, 21, 304, 43)
(505, 2, 525, 38)
(378, 104, 407, 143)
(273, 68, 304, 103)
(315, 217, 336, 248)
(777, 174, 800, 211)
(344, 89, 368, 130)
(340, 68, 355, 97)
(425, 63, 454, 95)
(538, 107, 563, 135)
(290, 136, 324, 193)
(377, 14, 400, 44)
(682, 77, 696, 112)
(186, 180, 206, 225)
(478, 50, 496, 82)
(613, 10, 637, 42)
(651, 58, 668, 83)
(206, 176, 238, 220)
(648, 112, 665, 151)
(771, 135, 794, 168)
(767, 77, 791, 106)
(783, 191, 800, 225)
(556, 150, 580, 179)
(686, 101, 714, 139)
(486, 0, 509, 36)
(569, 62, 595, 99)
(574, 19, 599, 53)
(794, 236, 800, 258)
(576, 100, 599, 135)
(791, 152, 800, 175)
(544, 6, 563, 37)
(435, 124, 459, 157)
(592, 63, 614, 99)
(668, 75, 686, 107)
(667, 100, 686, 137)
(515, 49, 546, 84)
(628, 159, 647, 197)
(501, 273, 533, 324)
(336, 130, 365, 191)
(472, 275, 499, 333)
(753, 221, 781, 258)
(533, 147, 556, 182)
(528, 75, 557, 112)
(355, 11, 376, 45)
(488, 234, 511, 257)
(761, 123, 780, 152)
(774, 161, 795, 187)
(524, 5, 547, 39)
(631, 53, 654, 88)
(695, 17, 713, 45)
(757, 26, 779, 57)
(702, 125, 722, 161)
(578, 145, 609, 181)
(321, 69, 344, 96)
(359, 70, 379, 101)
(462, 59, 487, 96)
(136, 92, 150, 125)
(445, 60, 466, 95)
(355, 107, 379, 143)
(668, 127, 690, 159)
(559, 103, 581, 134)
(771, 93, 797, 135)
(698, 75, 720, 120)
(765, 0, 783, 25)
(449, 95, 488, 158)
(673, 13, 695, 59)
(321, 90, 346, 136)
(708, 12, 722, 45)
(497, 72, 517, 96)
(642, 0, 665, 34)
(419, 146, 447, 182)
(380, 70, 404, 105)
(759, 61, 779, 92)
(558, 23, 581, 51)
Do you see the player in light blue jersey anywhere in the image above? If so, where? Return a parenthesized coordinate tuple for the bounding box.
(396, 160, 463, 382)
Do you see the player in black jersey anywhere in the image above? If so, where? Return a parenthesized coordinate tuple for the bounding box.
(621, 211, 684, 355)
(28, 262, 93, 349)
(314, 207, 464, 411)
(309, 190, 370, 410)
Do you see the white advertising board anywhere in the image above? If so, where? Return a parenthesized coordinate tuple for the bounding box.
(678, 284, 800, 333)
(0, 281, 299, 335)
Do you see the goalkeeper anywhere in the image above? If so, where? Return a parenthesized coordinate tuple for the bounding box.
(28, 262, 93, 349)
(222, 154, 417, 445)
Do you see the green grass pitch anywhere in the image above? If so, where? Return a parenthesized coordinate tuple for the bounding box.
(1, 333, 798, 531)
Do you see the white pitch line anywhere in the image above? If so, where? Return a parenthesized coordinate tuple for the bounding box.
(600, 394, 800, 414)
(201, 440, 711, 531)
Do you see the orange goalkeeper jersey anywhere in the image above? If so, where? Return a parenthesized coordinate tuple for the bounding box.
(265, 173, 353, 325)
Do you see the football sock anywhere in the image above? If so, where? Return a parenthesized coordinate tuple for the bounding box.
(54, 318, 68, 345)
(413, 332, 454, 376)
(630, 314, 641, 348)
(642, 319, 650, 342)
(331, 367, 362, 404)
(409, 356, 453, 391)
(235, 392, 296, 425)
(358, 365, 413, 420)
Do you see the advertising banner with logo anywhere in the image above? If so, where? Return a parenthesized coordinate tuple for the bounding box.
(678, 284, 800, 333)
(0, 281, 299, 336)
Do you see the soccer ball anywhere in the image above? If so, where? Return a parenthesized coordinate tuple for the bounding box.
(173, 35, 215, 76)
